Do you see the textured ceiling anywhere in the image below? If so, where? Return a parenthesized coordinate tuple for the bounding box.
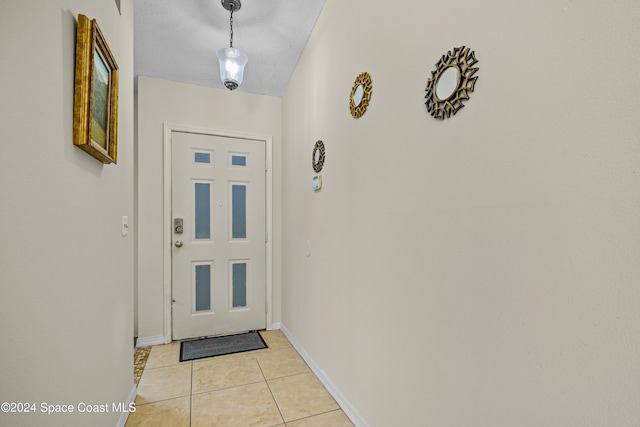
(134, 0, 327, 97)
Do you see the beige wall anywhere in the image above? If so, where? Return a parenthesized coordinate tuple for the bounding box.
(136, 76, 282, 340)
(0, 1, 135, 426)
(281, 0, 640, 426)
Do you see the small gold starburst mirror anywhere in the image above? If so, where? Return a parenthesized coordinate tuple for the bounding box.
(425, 46, 479, 119)
(349, 72, 372, 118)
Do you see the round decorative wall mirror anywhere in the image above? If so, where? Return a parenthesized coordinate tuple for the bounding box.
(312, 140, 325, 173)
(425, 46, 479, 119)
(435, 66, 460, 101)
(350, 72, 372, 118)
(353, 85, 364, 106)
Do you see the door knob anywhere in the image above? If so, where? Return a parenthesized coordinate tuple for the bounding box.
(175, 240, 183, 248)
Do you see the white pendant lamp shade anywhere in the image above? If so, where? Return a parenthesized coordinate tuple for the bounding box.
(216, 47, 248, 91)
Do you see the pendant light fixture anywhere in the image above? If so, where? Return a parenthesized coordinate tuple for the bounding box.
(216, 0, 248, 91)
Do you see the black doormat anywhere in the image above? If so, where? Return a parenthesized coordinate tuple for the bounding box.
(179, 331, 268, 362)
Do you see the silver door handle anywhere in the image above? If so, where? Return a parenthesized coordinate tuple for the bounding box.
(175, 240, 183, 248)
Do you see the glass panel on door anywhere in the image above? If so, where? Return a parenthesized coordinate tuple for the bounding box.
(194, 264, 211, 312)
(194, 152, 211, 164)
(195, 182, 211, 239)
(232, 262, 247, 308)
(231, 155, 247, 166)
(231, 184, 247, 239)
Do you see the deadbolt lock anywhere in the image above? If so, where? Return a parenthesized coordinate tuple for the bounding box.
(174, 218, 183, 234)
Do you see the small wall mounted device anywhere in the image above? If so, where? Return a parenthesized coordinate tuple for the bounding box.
(312, 174, 322, 191)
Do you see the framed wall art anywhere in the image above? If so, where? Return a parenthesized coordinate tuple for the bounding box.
(312, 140, 325, 173)
(349, 72, 372, 119)
(73, 14, 119, 164)
(425, 46, 478, 120)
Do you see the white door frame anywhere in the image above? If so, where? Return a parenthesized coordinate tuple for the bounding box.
(162, 123, 273, 343)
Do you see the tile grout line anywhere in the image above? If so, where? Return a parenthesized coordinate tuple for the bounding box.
(190, 379, 266, 397)
(134, 394, 192, 407)
(286, 408, 350, 425)
(257, 356, 287, 425)
(189, 361, 193, 427)
(267, 370, 313, 382)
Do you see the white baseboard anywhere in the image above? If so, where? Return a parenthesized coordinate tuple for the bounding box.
(136, 335, 166, 347)
(115, 384, 137, 427)
(279, 324, 369, 427)
(269, 322, 282, 330)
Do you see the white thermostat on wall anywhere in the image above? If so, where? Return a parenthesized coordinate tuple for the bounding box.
(312, 174, 322, 191)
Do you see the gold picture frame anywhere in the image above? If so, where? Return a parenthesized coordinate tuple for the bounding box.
(349, 72, 372, 119)
(73, 14, 119, 164)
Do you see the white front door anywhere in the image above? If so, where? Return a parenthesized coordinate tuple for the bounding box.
(171, 131, 266, 340)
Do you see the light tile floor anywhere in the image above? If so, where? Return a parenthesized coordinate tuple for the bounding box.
(126, 330, 354, 427)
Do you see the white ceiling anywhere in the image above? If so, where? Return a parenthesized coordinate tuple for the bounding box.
(134, 0, 327, 97)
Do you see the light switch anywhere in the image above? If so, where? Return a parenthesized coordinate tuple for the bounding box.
(122, 216, 129, 237)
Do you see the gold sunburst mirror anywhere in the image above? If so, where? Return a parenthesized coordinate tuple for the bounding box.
(349, 72, 372, 118)
(425, 46, 479, 119)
